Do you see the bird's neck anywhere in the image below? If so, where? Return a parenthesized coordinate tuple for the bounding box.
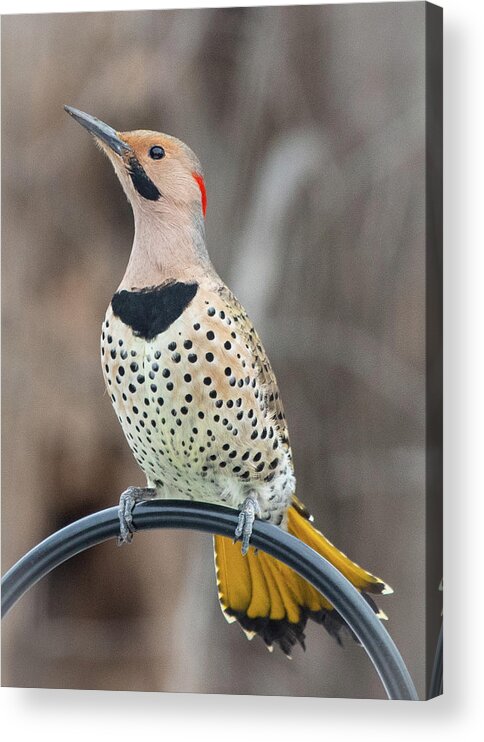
(118, 206, 215, 290)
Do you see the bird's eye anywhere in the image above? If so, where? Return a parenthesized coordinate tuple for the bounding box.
(149, 145, 165, 160)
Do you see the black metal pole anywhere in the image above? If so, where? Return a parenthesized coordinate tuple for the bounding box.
(1, 499, 418, 701)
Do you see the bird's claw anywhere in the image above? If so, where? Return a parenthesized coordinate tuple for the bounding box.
(117, 486, 157, 545)
(234, 495, 261, 556)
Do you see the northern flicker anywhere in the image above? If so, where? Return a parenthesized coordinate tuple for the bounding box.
(65, 106, 392, 656)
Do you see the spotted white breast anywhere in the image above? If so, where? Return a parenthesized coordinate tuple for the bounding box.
(101, 284, 295, 525)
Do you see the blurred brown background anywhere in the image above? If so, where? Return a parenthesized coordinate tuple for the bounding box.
(2, 3, 433, 699)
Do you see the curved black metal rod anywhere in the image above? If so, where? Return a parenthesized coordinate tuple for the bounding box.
(429, 624, 443, 697)
(1, 499, 418, 700)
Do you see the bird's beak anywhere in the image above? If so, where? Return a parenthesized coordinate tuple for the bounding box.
(64, 105, 132, 156)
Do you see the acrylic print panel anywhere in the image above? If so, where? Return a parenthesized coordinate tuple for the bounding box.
(1, 2, 442, 700)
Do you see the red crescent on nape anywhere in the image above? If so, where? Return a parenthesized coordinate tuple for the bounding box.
(192, 172, 207, 217)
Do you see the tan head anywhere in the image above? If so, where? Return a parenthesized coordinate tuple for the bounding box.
(64, 106, 207, 220)
(64, 106, 213, 287)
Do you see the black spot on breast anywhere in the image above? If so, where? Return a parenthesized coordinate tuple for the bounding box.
(111, 281, 199, 341)
(127, 156, 161, 201)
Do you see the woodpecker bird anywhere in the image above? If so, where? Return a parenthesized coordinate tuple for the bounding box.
(65, 106, 392, 656)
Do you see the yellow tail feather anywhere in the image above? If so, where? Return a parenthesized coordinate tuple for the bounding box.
(287, 500, 392, 596)
(214, 498, 392, 655)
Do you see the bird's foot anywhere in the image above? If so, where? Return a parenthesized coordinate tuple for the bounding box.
(117, 486, 157, 545)
(234, 495, 261, 556)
